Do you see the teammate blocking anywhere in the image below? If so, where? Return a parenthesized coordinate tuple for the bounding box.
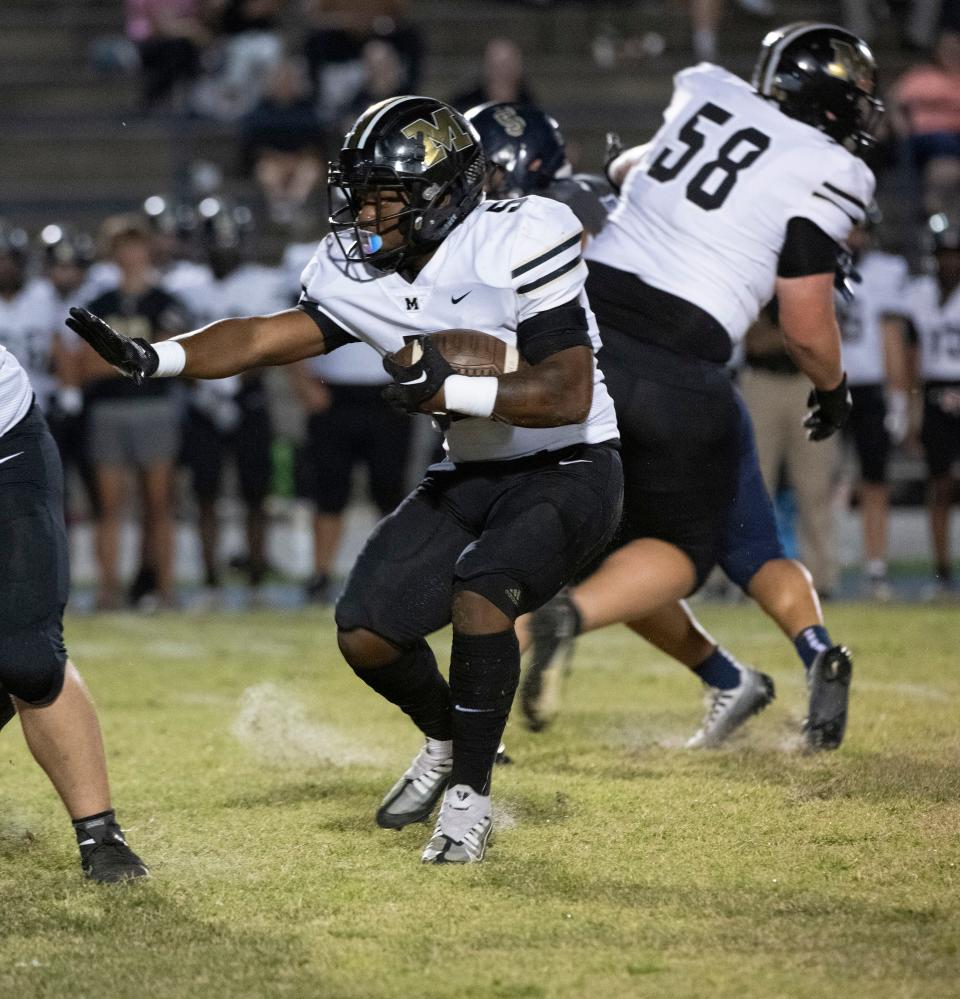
(67, 95, 623, 864)
(519, 22, 881, 750)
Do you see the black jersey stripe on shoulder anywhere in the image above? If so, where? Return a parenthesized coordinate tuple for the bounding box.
(517, 254, 582, 295)
(811, 192, 859, 226)
(511, 232, 582, 279)
(822, 182, 866, 211)
(297, 297, 360, 352)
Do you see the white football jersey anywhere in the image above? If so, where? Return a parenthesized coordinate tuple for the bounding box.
(902, 276, 960, 383)
(0, 343, 33, 437)
(0, 278, 62, 408)
(838, 251, 910, 386)
(300, 196, 618, 463)
(587, 64, 876, 342)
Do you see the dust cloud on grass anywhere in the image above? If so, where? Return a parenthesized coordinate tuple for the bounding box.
(231, 682, 388, 768)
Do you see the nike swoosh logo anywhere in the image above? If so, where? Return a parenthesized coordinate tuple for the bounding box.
(401, 372, 428, 385)
(0, 452, 24, 466)
(451, 292, 472, 305)
(558, 458, 592, 465)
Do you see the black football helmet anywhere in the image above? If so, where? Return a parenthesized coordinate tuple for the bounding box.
(464, 102, 567, 199)
(198, 197, 254, 278)
(329, 95, 486, 271)
(752, 22, 883, 157)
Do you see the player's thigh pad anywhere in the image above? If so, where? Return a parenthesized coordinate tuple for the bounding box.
(921, 386, 960, 477)
(717, 390, 784, 589)
(0, 410, 70, 704)
(848, 385, 890, 484)
(236, 408, 273, 504)
(307, 407, 357, 514)
(334, 480, 476, 647)
(453, 444, 624, 619)
(181, 407, 226, 500)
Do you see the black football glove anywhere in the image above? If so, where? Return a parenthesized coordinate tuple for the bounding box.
(381, 336, 454, 414)
(604, 131, 624, 194)
(65, 307, 158, 386)
(803, 374, 852, 441)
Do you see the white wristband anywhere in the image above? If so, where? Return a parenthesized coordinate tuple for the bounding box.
(443, 374, 498, 418)
(153, 340, 186, 378)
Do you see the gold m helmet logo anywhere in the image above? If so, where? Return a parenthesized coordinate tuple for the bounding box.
(400, 109, 474, 167)
(827, 38, 874, 91)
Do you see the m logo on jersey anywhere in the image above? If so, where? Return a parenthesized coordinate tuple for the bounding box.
(400, 110, 474, 167)
(493, 106, 526, 138)
(827, 39, 874, 90)
(405, 297, 420, 311)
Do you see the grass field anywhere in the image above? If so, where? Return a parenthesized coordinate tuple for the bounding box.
(1, 603, 958, 999)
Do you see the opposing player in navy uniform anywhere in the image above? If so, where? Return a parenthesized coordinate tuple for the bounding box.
(837, 222, 911, 599)
(67, 96, 623, 864)
(519, 24, 881, 751)
(0, 341, 148, 882)
(886, 214, 960, 598)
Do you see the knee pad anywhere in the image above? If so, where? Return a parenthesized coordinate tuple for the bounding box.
(0, 619, 68, 705)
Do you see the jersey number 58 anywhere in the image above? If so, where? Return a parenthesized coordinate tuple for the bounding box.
(648, 102, 770, 211)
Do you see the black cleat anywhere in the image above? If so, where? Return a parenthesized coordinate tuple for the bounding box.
(521, 590, 579, 732)
(804, 645, 853, 751)
(80, 830, 149, 884)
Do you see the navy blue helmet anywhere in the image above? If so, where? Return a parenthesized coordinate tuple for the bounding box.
(465, 102, 567, 198)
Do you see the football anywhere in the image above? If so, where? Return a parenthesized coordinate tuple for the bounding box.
(388, 330, 525, 377)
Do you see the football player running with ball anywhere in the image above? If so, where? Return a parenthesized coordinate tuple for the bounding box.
(68, 96, 623, 864)
(524, 23, 881, 750)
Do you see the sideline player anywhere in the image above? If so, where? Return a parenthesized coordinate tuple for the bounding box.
(67, 96, 623, 864)
(524, 23, 881, 750)
(176, 199, 284, 598)
(885, 213, 960, 597)
(0, 337, 147, 882)
(837, 222, 911, 598)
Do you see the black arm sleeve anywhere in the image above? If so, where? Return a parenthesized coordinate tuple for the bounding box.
(516, 299, 592, 365)
(297, 294, 360, 353)
(777, 217, 841, 278)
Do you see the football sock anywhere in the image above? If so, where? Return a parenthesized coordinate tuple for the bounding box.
(350, 640, 452, 741)
(73, 809, 119, 846)
(793, 625, 833, 672)
(449, 628, 520, 796)
(692, 646, 744, 690)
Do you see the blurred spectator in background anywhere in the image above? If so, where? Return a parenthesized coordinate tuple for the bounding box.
(126, 0, 211, 111)
(886, 213, 960, 599)
(304, 0, 422, 125)
(79, 217, 189, 611)
(175, 199, 285, 602)
(288, 345, 412, 604)
(837, 223, 911, 599)
(191, 0, 285, 120)
(36, 226, 101, 521)
(451, 38, 535, 111)
(0, 222, 60, 414)
(739, 304, 840, 598)
(241, 57, 327, 225)
(890, 30, 960, 212)
(338, 39, 408, 130)
(842, 0, 947, 50)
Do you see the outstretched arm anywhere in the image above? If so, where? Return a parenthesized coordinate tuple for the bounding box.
(66, 307, 326, 383)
